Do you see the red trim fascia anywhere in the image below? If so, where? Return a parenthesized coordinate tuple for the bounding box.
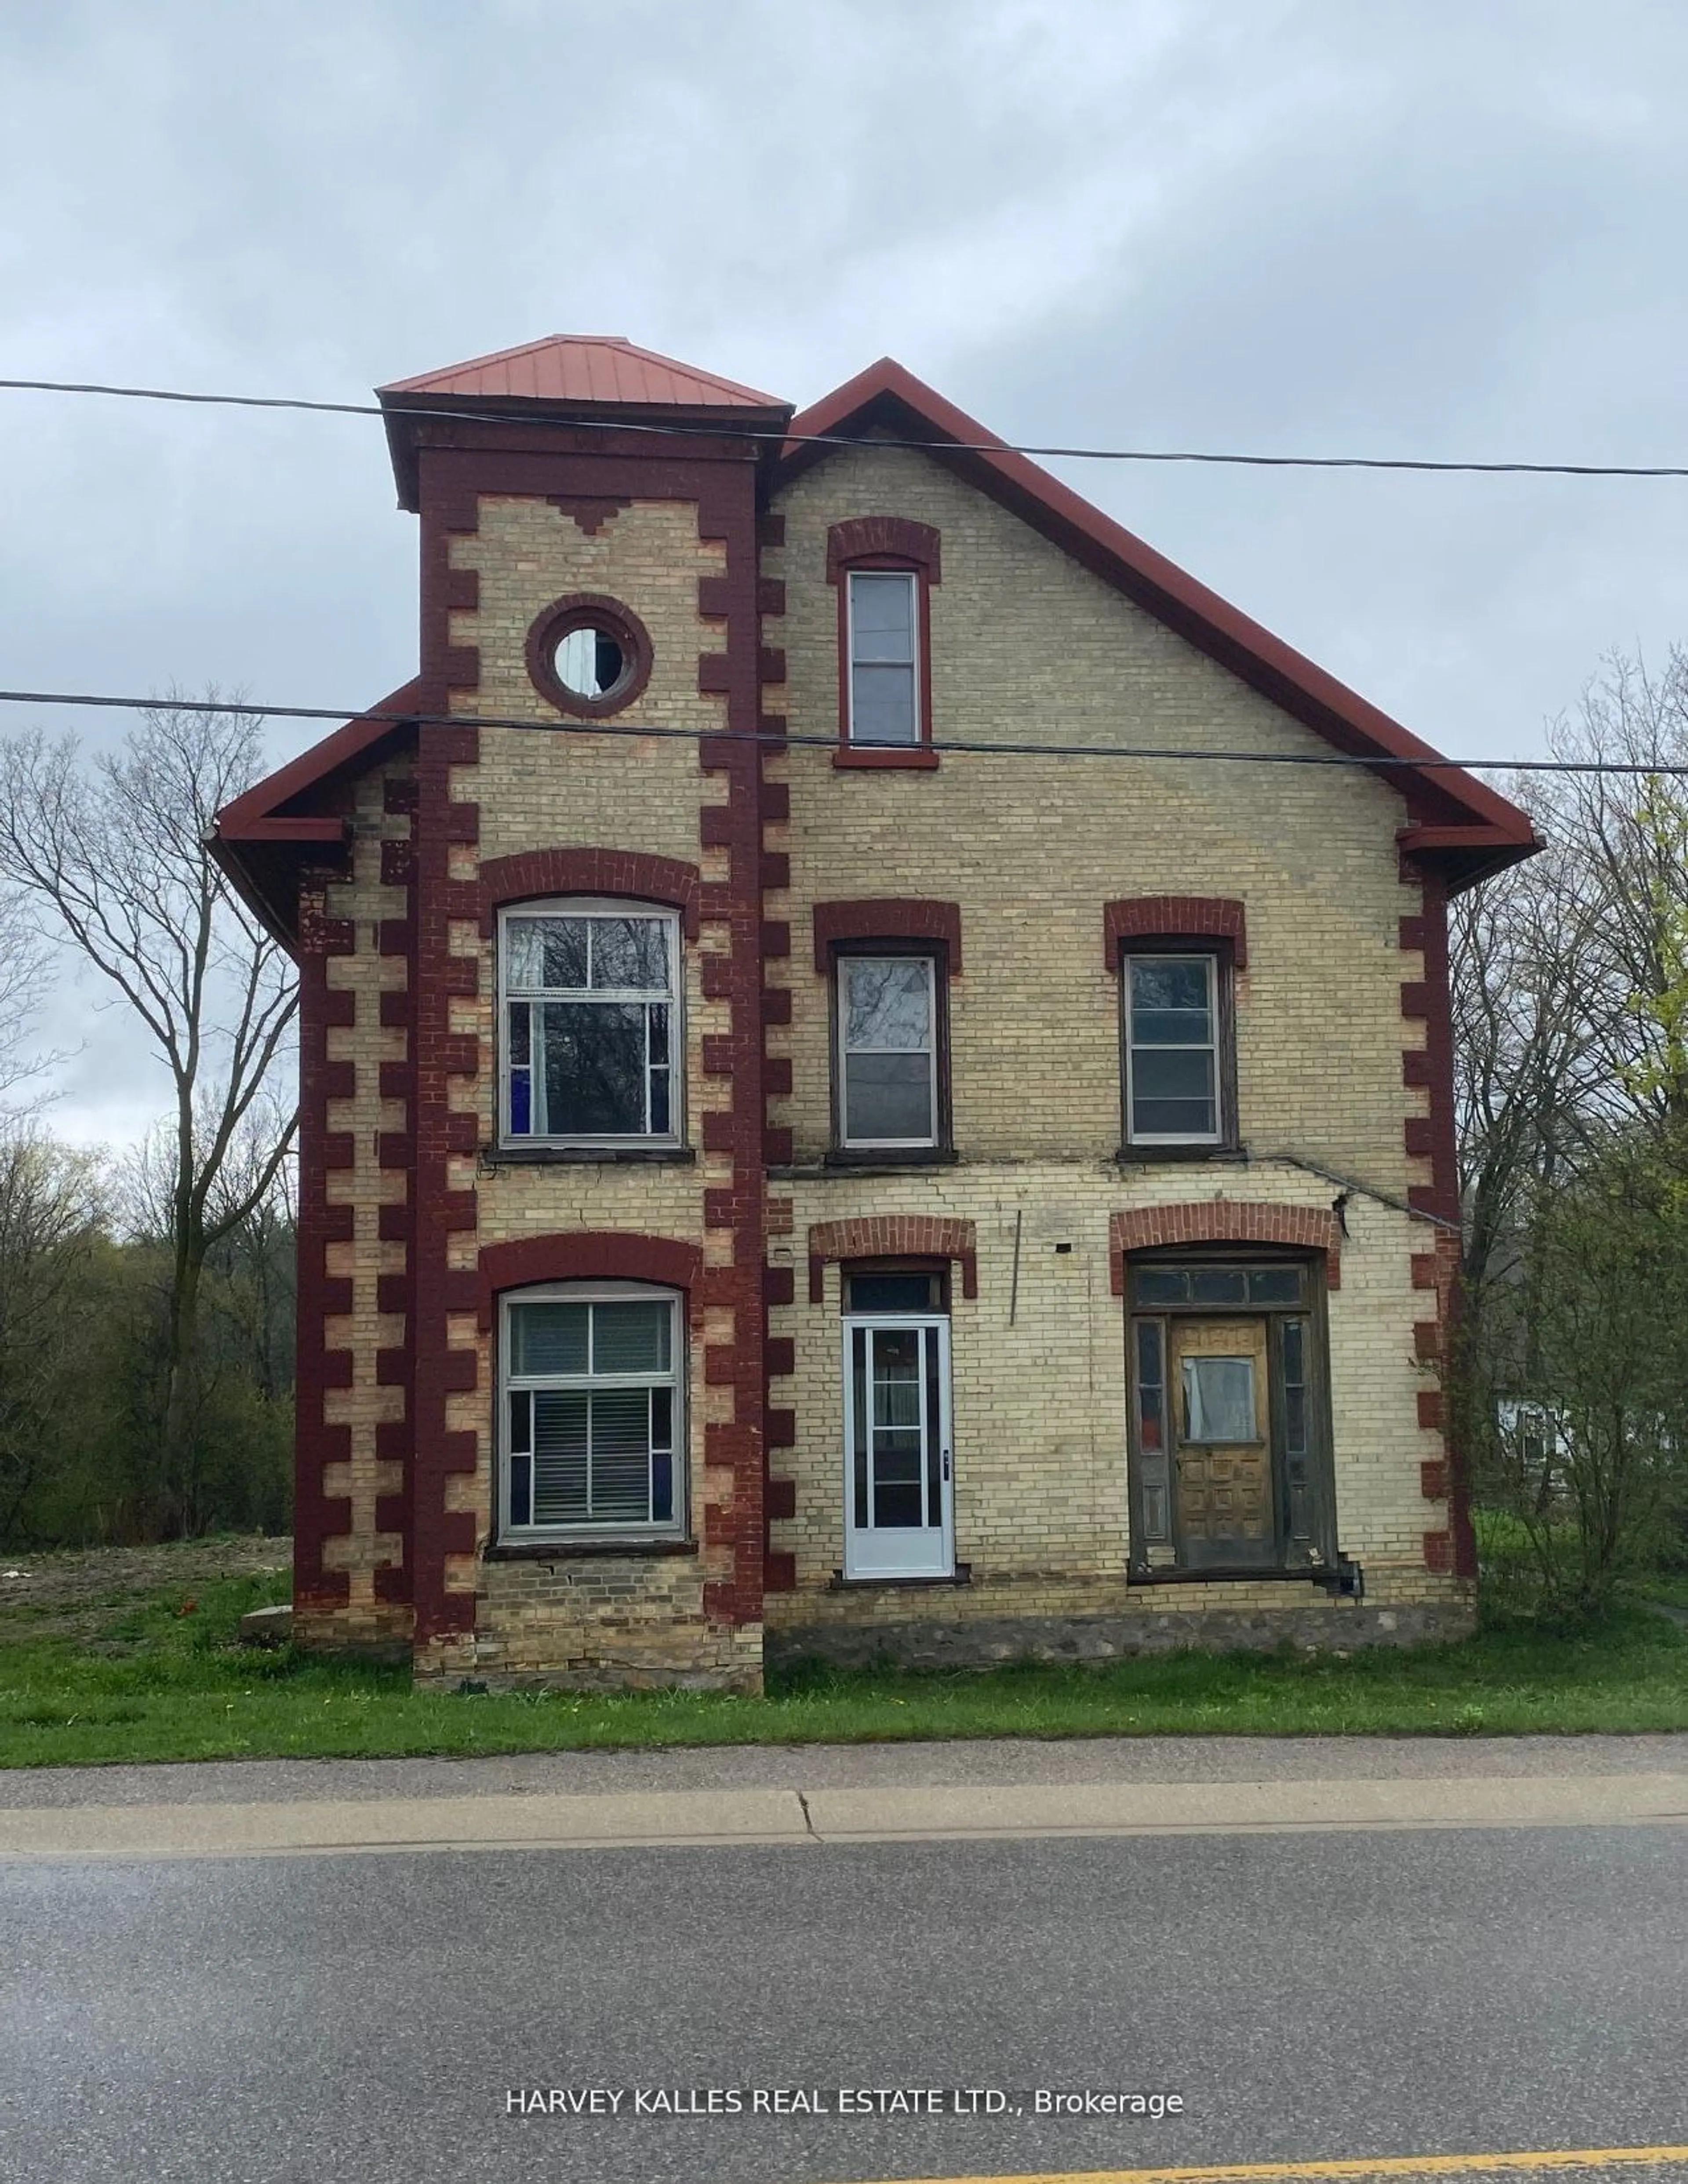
(216, 679, 424, 836)
(213, 681, 424, 950)
(780, 361, 1536, 861)
(812, 898, 963, 973)
(1104, 896, 1248, 973)
(383, 412, 790, 513)
(478, 848, 702, 938)
(1109, 1202, 1342, 1294)
(478, 1232, 703, 1331)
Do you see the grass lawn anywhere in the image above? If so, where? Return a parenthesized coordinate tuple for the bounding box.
(1637, 1570, 1688, 1613)
(0, 1550, 1685, 1768)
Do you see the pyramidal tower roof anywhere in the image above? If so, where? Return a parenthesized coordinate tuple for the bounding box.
(378, 334, 782, 409)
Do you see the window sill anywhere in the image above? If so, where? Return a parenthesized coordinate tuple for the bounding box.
(486, 1537, 698, 1561)
(771, 1151, 961, 1180)
(829, 1563, 972, 1590)
(1126, 1563, 1325, 1586)
(833, 746, 940, 770)
(483, 1144, 696, 1167)
(1114, 1143, 1247, 1166)
(824, 1146, 960, 1169)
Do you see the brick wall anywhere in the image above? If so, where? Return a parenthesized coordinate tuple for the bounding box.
(757, 443, 1466, 1646)
(298, 429, 1470, 1682)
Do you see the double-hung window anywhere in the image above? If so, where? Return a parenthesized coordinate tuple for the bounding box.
(501, 899, 680, 1147)
(837, 953, 940, 1150)
(846, 570, 920, 745)
(501, 1285, 683, 1538)
(1123, 952, 1226, 1146)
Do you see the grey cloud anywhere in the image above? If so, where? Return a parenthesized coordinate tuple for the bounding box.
(3, 0, 1685, 1137)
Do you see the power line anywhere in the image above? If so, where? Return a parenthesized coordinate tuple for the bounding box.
(1, 374, 1684, 480)
(0, 685, 1680, 777)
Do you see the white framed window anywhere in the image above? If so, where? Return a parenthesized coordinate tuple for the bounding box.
(846, 570, 920, 744)
(837, 953, 939, 1148)
(499, 898, 680, 1146)
(499, 1283, 684, 1538)
(1123, 952, 1223, 1145)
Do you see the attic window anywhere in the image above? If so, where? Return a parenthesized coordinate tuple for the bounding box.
(555, 626, 626, 701)
(525, 594, 653, 720)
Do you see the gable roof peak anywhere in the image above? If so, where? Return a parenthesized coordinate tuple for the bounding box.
(780, 359, 1537, 877)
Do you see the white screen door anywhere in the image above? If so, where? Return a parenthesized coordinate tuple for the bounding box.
(842, 1315, 953, 1578)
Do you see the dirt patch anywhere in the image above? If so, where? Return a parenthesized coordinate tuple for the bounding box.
(0, 1537, 291, 1635)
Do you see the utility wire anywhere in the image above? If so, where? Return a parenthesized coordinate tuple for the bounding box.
(1, 374, 1684, 479)
(0, 686, 1681, 777)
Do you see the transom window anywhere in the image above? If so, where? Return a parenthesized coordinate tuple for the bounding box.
(1123, 953, 1223, 1145)
(500, 899, 679, 1145)
(501, 1285, 683, 1537)
(837, 954, 938, 1148)
(847, 571, 920, 744)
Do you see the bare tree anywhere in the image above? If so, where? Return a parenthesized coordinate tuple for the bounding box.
(1532, 650, 1688, 1132)
(0, 697, 298, 1534)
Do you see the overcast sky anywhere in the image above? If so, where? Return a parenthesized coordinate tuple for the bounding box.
(4, 0, 1685, 1145)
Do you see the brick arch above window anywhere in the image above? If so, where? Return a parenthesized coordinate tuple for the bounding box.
(479, 849, 701, 938)
(478, 1232, 703, 1330)
(1109, 1203, 1339, 1295)
(812, 898, 963, 972)
(1104, 896, 1248, 972)
(808, 1215, 977, 1303)
(826, 516, 942, 583)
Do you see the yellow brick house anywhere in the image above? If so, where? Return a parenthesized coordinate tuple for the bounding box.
(213, 336, 1538, 1689)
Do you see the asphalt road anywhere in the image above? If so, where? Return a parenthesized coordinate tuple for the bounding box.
(2, 1813, 1686, 2184)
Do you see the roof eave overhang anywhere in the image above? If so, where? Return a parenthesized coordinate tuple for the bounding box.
(211, 680, 424, 950)
(378, 392, 794, 512)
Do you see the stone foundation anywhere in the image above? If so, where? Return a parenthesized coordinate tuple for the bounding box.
(403, 1555, 765, 1693)
(766, 1598, 1474, 1673)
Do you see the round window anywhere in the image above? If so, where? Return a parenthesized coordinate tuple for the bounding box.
(554, 624, 627, 701)
(525, 595, 653, 719)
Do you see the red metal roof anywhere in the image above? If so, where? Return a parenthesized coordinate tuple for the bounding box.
(378, 335, 782, 409)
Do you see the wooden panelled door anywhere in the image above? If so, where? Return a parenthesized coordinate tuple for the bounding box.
(1167, 1317, 1274, 1567)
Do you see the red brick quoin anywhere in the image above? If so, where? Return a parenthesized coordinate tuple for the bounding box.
(478, 848, 701, 938)
(808, 1215, 978, 1304)
(1109, 1202, 1341, 1294)
(1103, 896, 1248, 973)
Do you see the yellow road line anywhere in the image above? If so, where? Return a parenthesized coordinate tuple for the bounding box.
(831, 2148, 1688, 2184)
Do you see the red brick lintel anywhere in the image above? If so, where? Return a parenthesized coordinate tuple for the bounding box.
(478, 848, 702, 939)
(1110, 1202, 1340, 1294)
(812, 898, 962, 973)
(808, 1215, 978, 1304)
(1104, 897, 1247, 973)
(826, 516, 942, 583)
(478, 1232, 703, 1331)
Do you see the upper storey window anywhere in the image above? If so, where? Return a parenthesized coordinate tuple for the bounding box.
(1122, 953, 1226, 1147)
(501, 899, 680, 1146)
(827, 517, 942, 770)
(847, 571, 920, 745)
